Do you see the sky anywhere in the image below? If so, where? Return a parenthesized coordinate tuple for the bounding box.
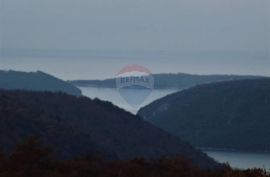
(0, 0, 269, 79)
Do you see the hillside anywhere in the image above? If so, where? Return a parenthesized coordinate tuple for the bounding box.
(0, 89, 219, 169)
(138, 79, 270, 152)
(69, 73, 263, 89)
(0, 141, 268, 177)
(0, 70, 81, 96)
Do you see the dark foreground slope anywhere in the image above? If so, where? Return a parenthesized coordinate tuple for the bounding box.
(70, 73, 262, 89)
(138, 79, 270, 152)
(0, 70, 81, 96)
(0, 90, 218, 169)
(0, 141, 268, 177)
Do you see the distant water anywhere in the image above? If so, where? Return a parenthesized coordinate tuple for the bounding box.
(205, 150, 270, 171)
(80, 87, 270, 170)
(79, 87, 178, 114)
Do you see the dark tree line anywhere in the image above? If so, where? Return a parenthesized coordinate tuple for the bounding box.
(0, 139, 269, 177)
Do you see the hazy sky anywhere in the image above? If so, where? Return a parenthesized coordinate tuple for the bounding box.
(0, 0, 270, 79)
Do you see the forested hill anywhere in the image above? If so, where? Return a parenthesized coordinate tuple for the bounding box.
(69, 73, 263, 89)
(0, 89, 219, 169)
(138, 78, 270, 152)
(0, 70, 81, 96)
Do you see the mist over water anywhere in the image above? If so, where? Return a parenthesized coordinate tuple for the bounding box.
(1, 0, 270, 173)
(80, 87, 178, 114)
(80, 87, 270, 171)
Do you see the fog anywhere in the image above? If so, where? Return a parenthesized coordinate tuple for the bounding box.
(0, 0, 269, 79)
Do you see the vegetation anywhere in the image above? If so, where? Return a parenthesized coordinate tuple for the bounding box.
(0, 89, 218, 168)
(138, 78, 270, 152)
(0, 139, 269, 177)
(0, 70, 81, 96)
(69, 73, 263, 89)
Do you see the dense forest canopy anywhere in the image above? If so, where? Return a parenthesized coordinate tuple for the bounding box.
(138, 78, 270, 152)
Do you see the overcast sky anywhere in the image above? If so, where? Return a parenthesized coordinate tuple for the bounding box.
(0, 0, 269, 79)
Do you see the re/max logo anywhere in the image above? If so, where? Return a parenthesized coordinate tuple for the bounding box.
(119, 76, 150, 84)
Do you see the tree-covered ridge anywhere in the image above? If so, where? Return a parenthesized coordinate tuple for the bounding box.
(0, 70, 81, 96)
(138, 78, 270, 152)
(0, 89, 218, 169)
(0, 139, 268, 177)
(69, 73, 263, 89)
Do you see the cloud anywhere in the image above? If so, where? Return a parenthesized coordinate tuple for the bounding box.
(1, 0, 269, 52)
